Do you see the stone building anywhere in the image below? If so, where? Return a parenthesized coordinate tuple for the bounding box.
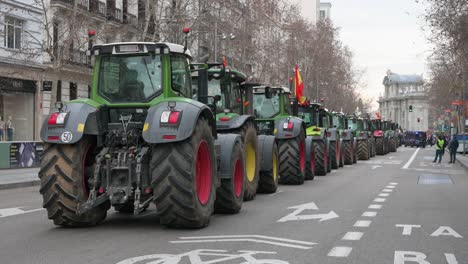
(378, 70, 429, 131)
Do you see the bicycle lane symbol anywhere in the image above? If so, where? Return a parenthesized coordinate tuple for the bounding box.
(115, 249, 290, 264)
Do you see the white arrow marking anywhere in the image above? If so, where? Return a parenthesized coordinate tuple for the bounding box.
(371, 165, 382, 170)
(0, 207, 44, 218)
(277, 202, 338, 222)
(170, 235, 316, 249)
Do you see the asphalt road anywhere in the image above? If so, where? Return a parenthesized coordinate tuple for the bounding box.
(0, 146, 467, 264)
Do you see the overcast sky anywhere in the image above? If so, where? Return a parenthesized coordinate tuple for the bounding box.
(297, 0, 432, 103)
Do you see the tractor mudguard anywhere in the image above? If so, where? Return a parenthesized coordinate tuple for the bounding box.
(275, 116, 304, 140)
(373, 130, 384, 138)
(328, 128, 339, 141)
(305, 137, 314, 168)
(215, 134, 243, 179)
(143, 100, 216, 144)
(40, 102, 98, 144)
(216, 115, 256, 131)
(258, 135, 276, 172)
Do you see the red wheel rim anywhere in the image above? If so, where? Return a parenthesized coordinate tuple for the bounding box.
(311, 147, 316, 175)
(300, 140, 305, 173)
(196, 140, 212, 205)
(233, 159, 243, 198)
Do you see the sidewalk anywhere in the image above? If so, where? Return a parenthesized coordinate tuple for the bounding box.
(0, 168, 40, 190)
(455, 153, 468, 170)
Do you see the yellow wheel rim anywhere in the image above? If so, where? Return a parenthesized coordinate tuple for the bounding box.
(246, 143, 256, 182)
(272, 149, 278, 181)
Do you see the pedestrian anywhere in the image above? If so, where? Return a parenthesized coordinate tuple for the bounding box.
(433, 135, 446, 163)
(448, 135, 459, 164)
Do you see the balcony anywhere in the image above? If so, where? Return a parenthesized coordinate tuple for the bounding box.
(52, 46, 91, 67)
(123, 13, 138, 27)
(51, 0, 88, 10)
(107, 8, 122, 23)
(89, 0, 106, 17)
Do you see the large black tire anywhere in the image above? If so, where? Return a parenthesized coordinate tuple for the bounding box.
(339, 142, 344, 167)
(327, 141, 332, 172)
(330, 140, 339, 169)
(343, 141, 353, 165)
(235, 121, 259, 201)
(375, 137, 384, 155)
(150, 117, 217, 228)
(278, 129, 306, 185)
(39, 137, 109, 227)
(357, 139, 370, 160)
(305, 139, 315, 180)
(258, 143, 279, 193)
(313, 140, 328, 176)
(369, 139, 376, 158)
(389, 138, 397, 152)
(214, 140, 244, 214)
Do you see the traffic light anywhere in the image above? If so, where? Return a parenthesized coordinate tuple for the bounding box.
(409, 105, 413, 112)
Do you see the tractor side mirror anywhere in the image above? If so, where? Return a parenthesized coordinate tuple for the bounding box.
(265, 87, 273, 99)
(214, 95, 222, 102)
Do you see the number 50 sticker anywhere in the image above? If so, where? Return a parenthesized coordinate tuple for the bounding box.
(61, 131, 73, 143)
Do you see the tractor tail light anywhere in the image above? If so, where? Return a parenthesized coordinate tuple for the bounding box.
(161, 111, 181, 125)
(48, 112, 68, 125)
(219, 116, 231, 122)
(314, 127, 321, 132)
(283, 121, 293, 130)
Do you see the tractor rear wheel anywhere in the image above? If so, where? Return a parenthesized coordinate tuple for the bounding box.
(39, 137, 109, 227)
(150, 117, 216, 228)
(389, 138, 397, 152)
(330, 140, 339, 169)
(235, 121, 259, 201)
(357, 139, 370, 160)
(375, 138, 384, 155)
(214, 140, 244, 214)
(339, 144, 344, 167)
(305, 140, 315, 180)
(278, 129, 306, 185)
(313, 140, 328, 176)
(257, 143, 279, 193)
(343, 141, 353, 165)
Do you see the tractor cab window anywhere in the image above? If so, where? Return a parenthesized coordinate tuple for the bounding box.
(98, 54, 162, 102)
(357, 120, 364, 130)
(319, 111, 329, 128)
(333, 116, 340, 128)
(253, 91, 280, 118)
(348, 119, 358, 130)
(230, 81, 243, 114)
(283, 94, 292, 115)
(171, 55, 192, 98)
(207, 78, 225, 113)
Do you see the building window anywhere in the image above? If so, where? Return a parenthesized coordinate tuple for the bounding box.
(57, 80, 62, 101)
(70, 82, 77, 100)
(320, 10, 326, 18)
(4, 17, 23, 49)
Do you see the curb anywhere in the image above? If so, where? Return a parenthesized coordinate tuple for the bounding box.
(456, 157, 468, 170)
(0, 180, 41, 191)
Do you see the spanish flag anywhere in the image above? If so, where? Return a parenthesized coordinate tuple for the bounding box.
(294, 65, 305, 104)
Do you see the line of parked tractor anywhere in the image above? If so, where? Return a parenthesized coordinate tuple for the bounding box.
(38, 41, 401, 229)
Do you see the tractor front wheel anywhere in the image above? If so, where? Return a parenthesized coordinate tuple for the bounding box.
(278, 129, 306, 185)
(237, 121, 259, 201)
(357, 139, 370, 160)
(39, 137, 109, 227)
(151, 117, 216, 228)
(214, 140, 244, 214)
(343, 141, 353, 165)
(257, 143, 279, 193)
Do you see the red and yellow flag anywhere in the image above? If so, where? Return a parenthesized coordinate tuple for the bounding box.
(294, 65, 305, 104)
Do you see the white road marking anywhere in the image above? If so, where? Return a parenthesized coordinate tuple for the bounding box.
(328, 247, 352, 257)
(171, 235, 316, 250)
(386, 186, 396, 189)
(396, 224, 421, 235)
(382, 189, 393, 192)
(378, 193, 390, 197)
(371, 165, 382, 170)
(362, 211, 377, 217)
(430, 226, 463, 238)
(353, 220, 372, 227)
(394, 251, 430, 264)
(389, 182, 399, 185)
(342, 232, 363, 241)
(0, 207, 44, 218)
(269, 190, 284, 196)
(402, 148, 420, 169)
(445, 253, 459, 264)
(277, 202, 338, 222)
(373, 198, 386, 202)
(368, 204, 382, 209)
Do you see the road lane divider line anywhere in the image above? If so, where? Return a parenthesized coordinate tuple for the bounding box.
(369, 204, 383, 209)
(328, 247, 353, 257)
(373, 198, 386, 202)
(402, 148, 420, 169)
(342, 232, 363, 241)
(389, 182, 399, 185)
(362, 212, 378, 217)
(382, 189, 393, 192)
(386, 186, 396, 189)
(378, 193, 390, 197)
(353, 220, 372, 227)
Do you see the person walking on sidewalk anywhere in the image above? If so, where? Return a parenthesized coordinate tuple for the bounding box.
(448, 135, 459, 164)
(433, 135, 446, 163)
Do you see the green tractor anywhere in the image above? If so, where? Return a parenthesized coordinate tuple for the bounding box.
(297, 102, 331, 176)
(39, 42, 248, 228)
(246, 85, 307, 185)
(330, 111, 351, 167)
(363, 117, 376, 158)
(343, 115, 358, 165)
(371, 119, 389, 155)
(348, 116, 372, 160)
(384, 121, 398, 152)
(193, 66, 277, 197)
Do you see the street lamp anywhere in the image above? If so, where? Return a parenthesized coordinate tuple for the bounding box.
(213, 21, 236, 62)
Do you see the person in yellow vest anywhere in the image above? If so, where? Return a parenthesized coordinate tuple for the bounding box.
(432, 135, 446, 163)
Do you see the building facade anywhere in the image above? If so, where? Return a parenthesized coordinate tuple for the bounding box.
(379, 70, 429, 131)
(319, 2, 332, 20)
